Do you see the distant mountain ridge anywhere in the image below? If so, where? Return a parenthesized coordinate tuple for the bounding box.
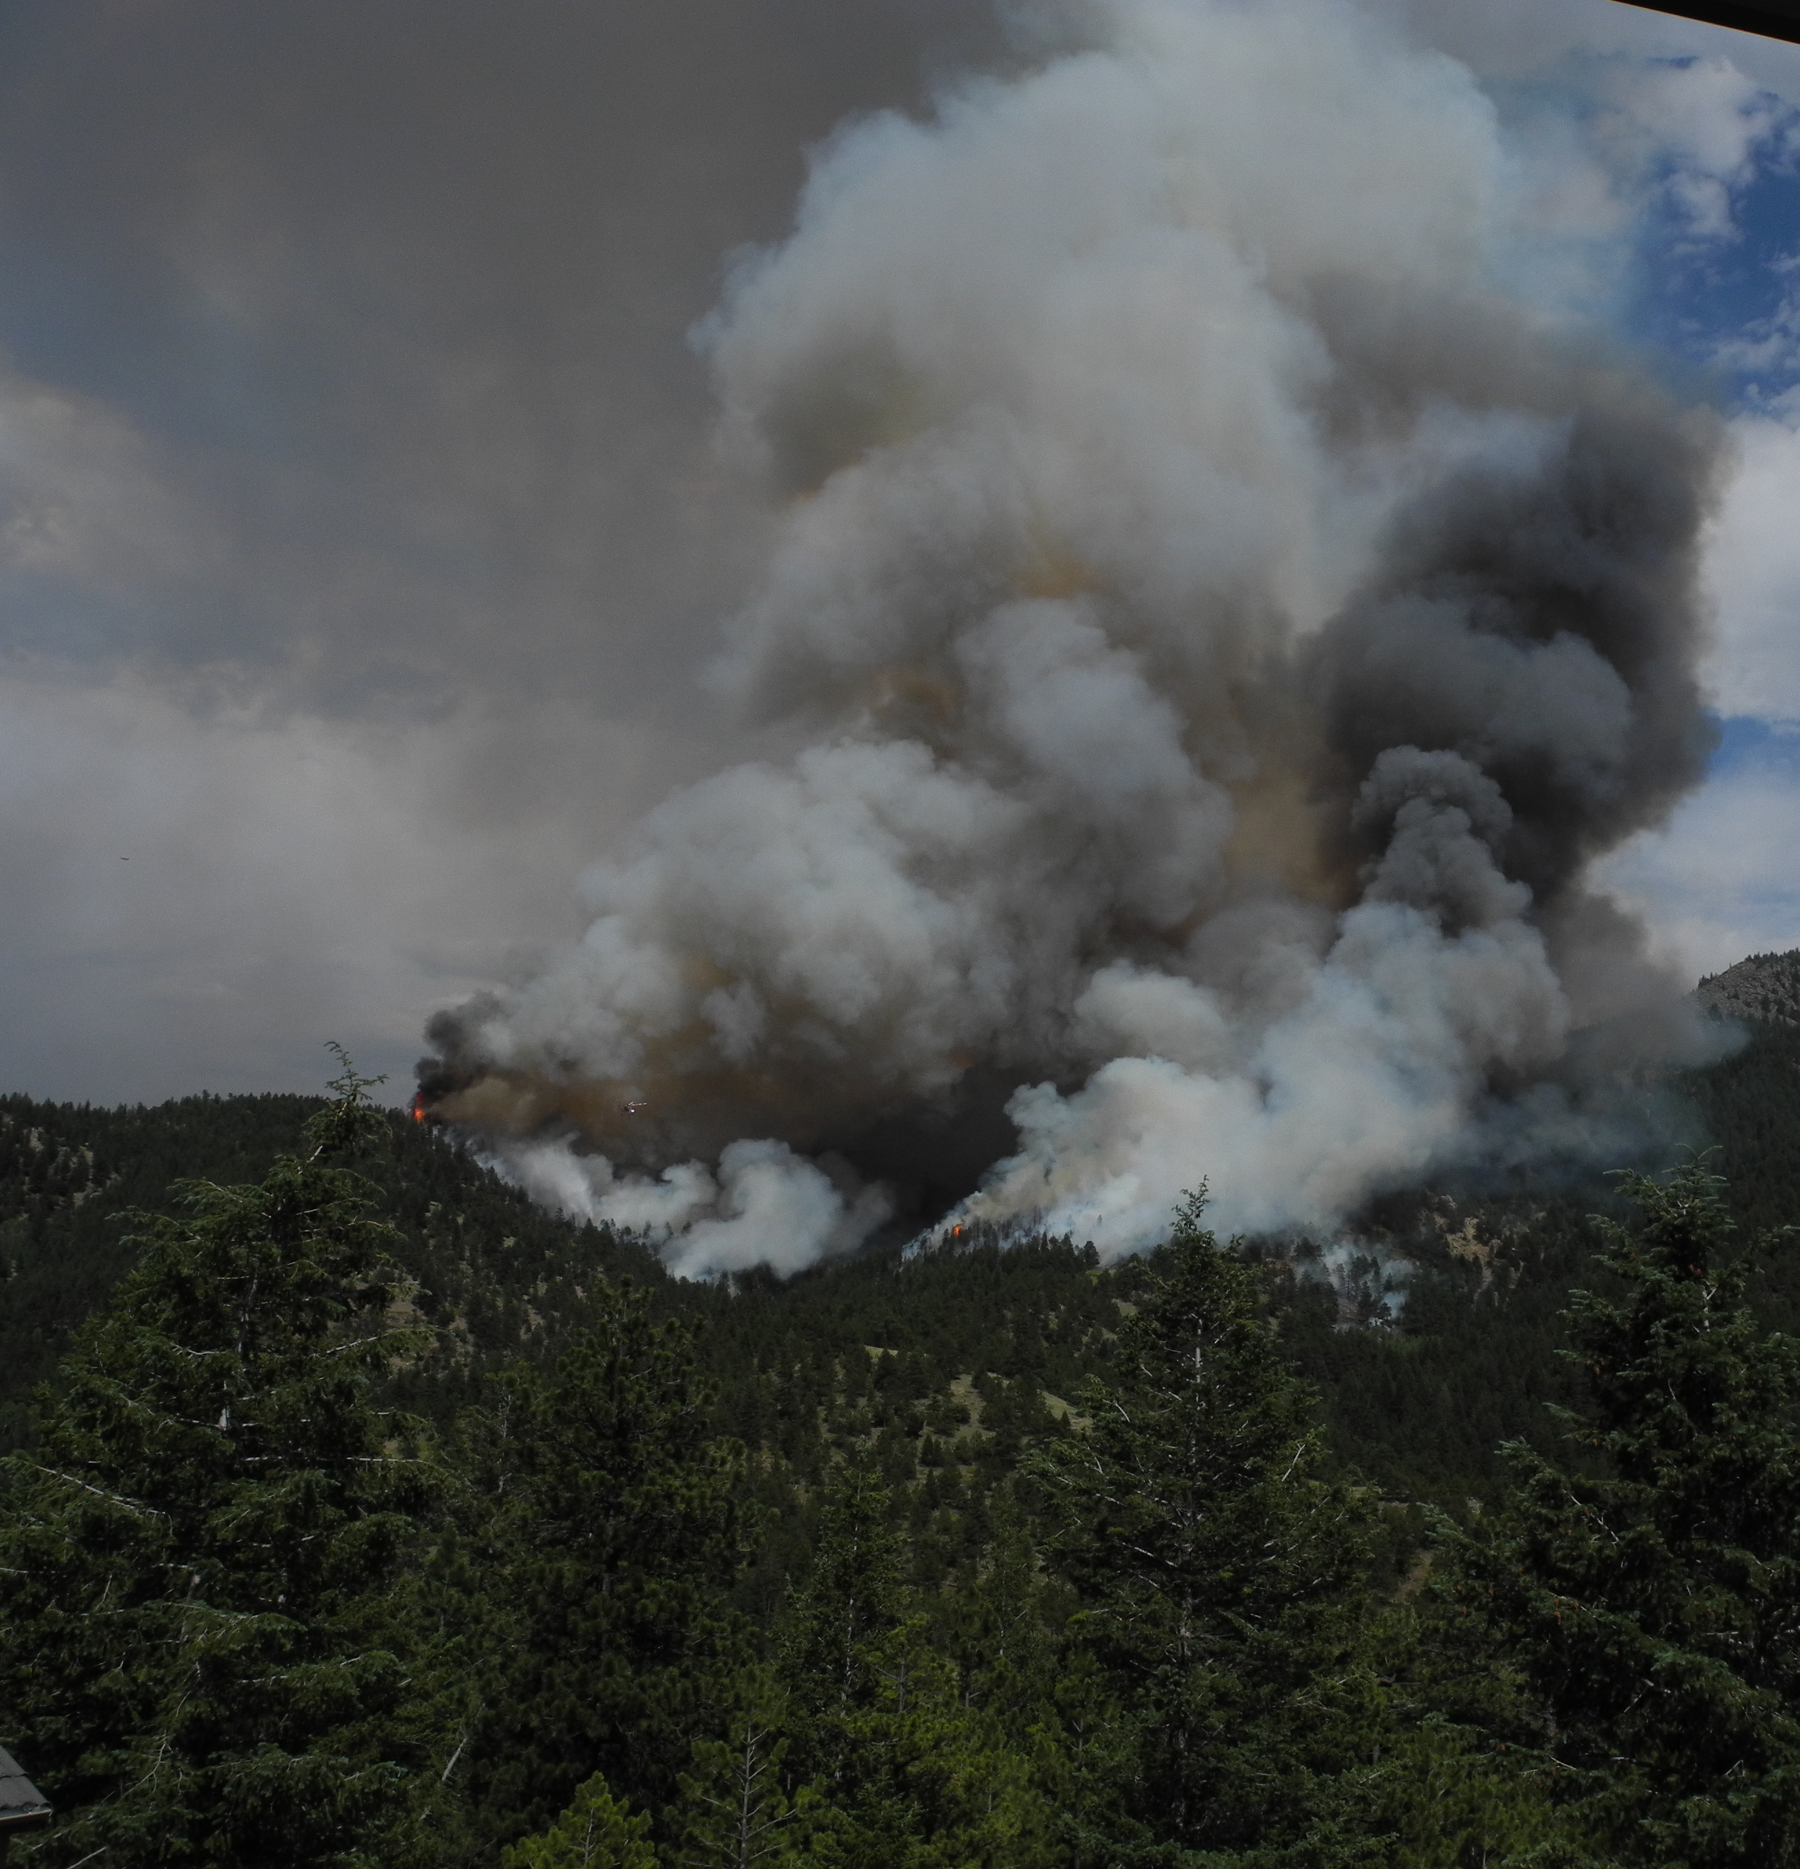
(1697, 948, 1800, 1027)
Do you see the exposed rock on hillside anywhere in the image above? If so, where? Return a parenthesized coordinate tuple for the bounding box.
(1697, 950, 1800, 1027)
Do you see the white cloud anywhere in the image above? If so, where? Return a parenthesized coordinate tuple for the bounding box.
(1386, 0, 1800, 99)
(1379, 3, 1800, 332)
(1590, 54, 1792, 242)
(0, 368, 219, 597)
(1594, 748, 1800, 980)
(0, 671, 699, 1103)
(1704, 402, 1800, 724)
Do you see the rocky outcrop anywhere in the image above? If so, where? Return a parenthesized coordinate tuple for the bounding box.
(1696, 950, 1800, 1027)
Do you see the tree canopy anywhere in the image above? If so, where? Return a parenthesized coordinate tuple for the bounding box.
(7, 1034, 1800, 1866)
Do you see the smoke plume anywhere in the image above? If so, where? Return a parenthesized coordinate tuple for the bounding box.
(422, 0, 1728, 1271)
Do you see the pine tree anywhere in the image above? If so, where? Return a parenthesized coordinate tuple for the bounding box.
(0, 1053, 441, 1868)
(1452, 1164, 1800, 1866)
(1032, 1642, 1139, 1869)
(671, 1669, 817, 1869)
(780, 1458, 908, 1750)
(1357, 1598, 1609, 1869)
(831, 1616, 1052, 1869)
(776, 1461, 1054, 1868)
(464, 1287, 754, 1849)
(1031, 1193, 1388, 1864)
(942, 1486, 1060, 1738)
(501, 1771, 659, 1869)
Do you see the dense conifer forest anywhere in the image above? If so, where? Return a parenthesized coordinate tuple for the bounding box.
(3, 1003, 1800, 1865)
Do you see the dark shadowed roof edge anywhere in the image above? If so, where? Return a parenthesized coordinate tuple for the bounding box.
(1624, 0, 1800, 44)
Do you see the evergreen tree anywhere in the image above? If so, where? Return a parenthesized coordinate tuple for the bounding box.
(1031, 1643, 1140, 1869)
(0, 1054, 441, 1868)
(776, 1462, 1053, 1868)
(464, 1287, 753, 1850)
(1358, 1599, 1608, 1869)
(780, 1458, 908, 1754)
(824, 1616, 1053, 1869)
(1452, 1164, 1800, 1866)
(941, 1486, 1061, 1737)
(1031, 1193, 1388, 1864)
(501, 1771, 659, 1869)
(671, 1669, 817, 1868)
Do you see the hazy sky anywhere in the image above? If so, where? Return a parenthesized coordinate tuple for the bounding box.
(2, 0, 1798, 1108)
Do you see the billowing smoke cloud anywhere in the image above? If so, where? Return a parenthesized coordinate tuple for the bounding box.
(423, 0, 1729, 1272)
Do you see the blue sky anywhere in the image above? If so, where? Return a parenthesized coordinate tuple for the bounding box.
(1485, 21, 1800, 978)
(1638, 90, 1800, 400)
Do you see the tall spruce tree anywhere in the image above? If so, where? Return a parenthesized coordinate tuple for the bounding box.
(462, 1287, 753, 1852)
(775, 1462, 1054, 1868)
(779, 1459, 908, 1756)
(1452, 1164, 1800, 1867)
(0, 1055, 440, 1868)
(1031, 1194, 1387, 1865)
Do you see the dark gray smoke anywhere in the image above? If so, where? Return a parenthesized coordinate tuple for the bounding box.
(420, 0, 1731, 1272)
(0, 0, 1024, 1101)
(1317, 398, 1719, 902)
(0, 0, 1007, 710)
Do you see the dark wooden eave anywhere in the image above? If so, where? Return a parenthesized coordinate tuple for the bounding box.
(1627, 0, 1800, 44)
(0, 1747, 50, 1833)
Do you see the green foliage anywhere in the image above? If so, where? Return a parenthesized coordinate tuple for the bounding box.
(1681, 1013, 1800, 1241)
(780, 1460, 907, 1734)
(775, 1463, 1056, 1868)
(0, 1080, 669, 1457)
(10, 1026, 1800, 1866)
(0, 1061, 441, 1867)
(671, 1670, 819, 1869)
(1450, 1163, 1800, 1866)
(501, 1772, 659, 1869)
(819, 1615, 1054, 1869)
(1363, 1699, 1608, 1869)
(1032, 1192, 1389, 1864)
(460, 1289, 755, 1853)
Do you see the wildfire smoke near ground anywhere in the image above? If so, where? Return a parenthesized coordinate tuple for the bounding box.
(420, 0, 1734, 1274)
(14, 8, 1800, 1865)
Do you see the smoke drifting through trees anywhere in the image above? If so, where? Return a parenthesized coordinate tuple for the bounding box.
(421, 0, 1728, 1273)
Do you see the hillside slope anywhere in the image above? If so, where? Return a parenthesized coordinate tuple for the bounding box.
(7, 1003, 1798, 1518)
(0, 1093, 664, 1450)
(1698, 946, 1800, 1027)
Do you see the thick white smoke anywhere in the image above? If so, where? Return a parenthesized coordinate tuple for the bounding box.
(498, 1133, 894, 1280)
(427, 0, 1730, 1272)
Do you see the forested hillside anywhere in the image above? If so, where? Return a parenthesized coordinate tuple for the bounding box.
(0, 1088, 663, 1453)
(2, 1004, 1799, 1864)
(9, 1012, 1800, 1500)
